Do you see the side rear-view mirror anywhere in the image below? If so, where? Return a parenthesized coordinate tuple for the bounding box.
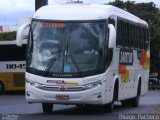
(16, 22, 30, 46)
(108, 24, 116, 48)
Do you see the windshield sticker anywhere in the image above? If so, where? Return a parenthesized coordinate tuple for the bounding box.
(46, 80, 79, 85)
(64, 65, 71, 73)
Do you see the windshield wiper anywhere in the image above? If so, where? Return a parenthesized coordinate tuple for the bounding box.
(67, 53, 81, 73)
(44, 50, 61, 74)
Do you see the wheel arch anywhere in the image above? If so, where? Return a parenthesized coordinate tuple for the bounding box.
(113, 76, 119, 101)
(137, 76, 142, 96)
(0, 80, 5, 94)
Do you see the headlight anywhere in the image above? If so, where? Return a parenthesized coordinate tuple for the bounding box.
(26, 79, 42, 88)
(84, 81, 102, 89)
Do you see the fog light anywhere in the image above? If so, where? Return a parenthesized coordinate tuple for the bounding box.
(97, 93, 102, 98)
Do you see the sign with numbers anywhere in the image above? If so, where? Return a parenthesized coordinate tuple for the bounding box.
(0, 61, 25, 72)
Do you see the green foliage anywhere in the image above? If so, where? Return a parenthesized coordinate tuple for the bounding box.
(0, 31, 16, 41)
(108, 0, 160, 73)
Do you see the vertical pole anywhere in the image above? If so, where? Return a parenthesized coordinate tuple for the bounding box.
(158, 49, 160, 84)
(35, 0, 48, 11)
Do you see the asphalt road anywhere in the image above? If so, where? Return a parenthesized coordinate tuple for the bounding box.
(0, 90, 160, 120)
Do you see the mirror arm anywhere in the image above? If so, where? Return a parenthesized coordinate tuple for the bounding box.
(108, 24, 116, 48)
(16, 23, 30, 46)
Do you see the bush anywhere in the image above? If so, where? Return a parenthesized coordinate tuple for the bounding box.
(0, 31, 16, 41)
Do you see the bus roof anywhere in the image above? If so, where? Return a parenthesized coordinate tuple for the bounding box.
(33, 4, 147, 26)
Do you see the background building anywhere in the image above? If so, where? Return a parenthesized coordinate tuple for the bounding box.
(0, 18, 31, 33)
(0, 26, 3, 32)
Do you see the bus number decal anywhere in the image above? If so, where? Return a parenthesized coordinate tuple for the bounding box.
(119, 49, 133, 65)
(6, 64, 26, 69)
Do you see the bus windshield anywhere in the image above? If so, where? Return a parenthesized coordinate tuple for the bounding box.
(27, 20, 106, 77)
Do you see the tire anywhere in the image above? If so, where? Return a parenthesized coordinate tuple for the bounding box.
(121, 100, 131, 107)
(76, 104, 84, 107)
(0, 81, 5, 95)
(121, 95, 140, 107)
(42, 103, 53, 113)
(130, 95, 140, 107)
(130, 81, 141, 107)
(121, 82, 141, 107)
(105, 101, 114, 112)
(105, 86, 117, 112)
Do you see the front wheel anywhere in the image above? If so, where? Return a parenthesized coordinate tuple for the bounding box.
(42, 103, 53, 113)
(121, 82, 141, 107)
(105, 87, 116, 112)
(105, 101, 114, 112)
(121, 100, 131, 107)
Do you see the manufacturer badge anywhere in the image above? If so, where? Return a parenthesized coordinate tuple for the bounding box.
(59, 86, 66, 91)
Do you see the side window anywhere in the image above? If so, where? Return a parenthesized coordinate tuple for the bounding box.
(136, 26, 139, 49)
(142, 27, 145, 49)
(143, 28, 146, 50)
(135, 26, 139, 49)
(139, 27, 142, 49)
(133, 25, 136, 48)
(116, 18, 149, 50)
(123, 22, 128, 47)
(121, 21, 125, 47)
(130, 24, 135, 48)
(145, 28, 150, 50)
(140, 27, 144, 49)
(117, 19, 122, 47)
(109, 18, 115, 26)
(126, 22, 130, 48)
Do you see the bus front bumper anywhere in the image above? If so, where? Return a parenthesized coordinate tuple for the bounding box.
(25, 83, 106, 105)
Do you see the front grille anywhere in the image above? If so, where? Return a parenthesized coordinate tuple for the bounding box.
(13, 73, 25, 87)
(39, 85, 86, 92)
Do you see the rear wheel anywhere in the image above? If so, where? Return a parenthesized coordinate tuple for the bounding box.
(121, 95, 140, 107)
(121, 81, 141, 107)
(130, 82, 141, 107)
(0, 81, 5, 95)
(121, 100, 131, 107)
(42, 103, 53, 113)
(130, 95, 140, 107)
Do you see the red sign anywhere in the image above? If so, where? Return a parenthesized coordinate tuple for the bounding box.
(56, 95, 69, 100)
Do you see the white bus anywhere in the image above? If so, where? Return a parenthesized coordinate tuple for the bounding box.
(16, 3, 150, 113)
(0, 41, 26, 94)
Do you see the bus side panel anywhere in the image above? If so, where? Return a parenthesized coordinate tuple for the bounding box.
(0, 72, 25, 91)
(141, 70, 149, 95)
(0, 73, 12, 91)
(111, 49, 139, 101)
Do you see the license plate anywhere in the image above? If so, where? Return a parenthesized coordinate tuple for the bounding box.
(55, 95, 69, 100)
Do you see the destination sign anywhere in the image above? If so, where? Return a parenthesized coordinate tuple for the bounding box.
(119, 49, 133, 65)
(40, 22, 65, 28)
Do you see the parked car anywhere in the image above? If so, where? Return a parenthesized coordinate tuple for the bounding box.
(149, 77, 158, 85)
